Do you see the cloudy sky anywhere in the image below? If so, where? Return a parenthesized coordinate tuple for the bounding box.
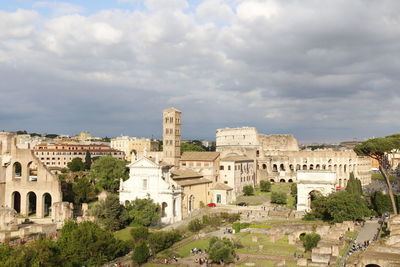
(1, 0, 400, 142)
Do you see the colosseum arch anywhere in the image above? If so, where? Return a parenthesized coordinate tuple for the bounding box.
(297, 171, 336, 212)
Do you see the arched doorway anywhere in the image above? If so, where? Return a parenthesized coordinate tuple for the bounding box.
(288, 179, 293, 183)
(365, 265, 381, 267)
(27, 192, 37, 216)
(43, 193, 52, 217)
(280, 179, 286, 183)
(270, 179, 275, 182)
(28, 162, 38, 181)
(188, 195, 194, 213)
(13, 162, 22, 179)
(161, 202, 168, 217)
(12, 191, 21, 213)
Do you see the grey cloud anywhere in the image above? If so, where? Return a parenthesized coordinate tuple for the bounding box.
(0, 0, 399, 142)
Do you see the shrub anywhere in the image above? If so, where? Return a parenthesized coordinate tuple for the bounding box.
(130, 226, 149, 243)
(232, 222, 250, 233)
(271, 192, 287, 204)
(208, 237, 235, 264)
(260, 180, 272, 192)
(243, 185, 254, 196)
(290, 183, 297, 197)
(232, 222, 241, 233)
(302, 233, 321, 251)
(188, 218, 203, 232)
(132, 241, 149, 265)
(147, 230, 182, 254)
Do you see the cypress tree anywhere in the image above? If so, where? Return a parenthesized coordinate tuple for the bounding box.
(85, 151, 91, 170)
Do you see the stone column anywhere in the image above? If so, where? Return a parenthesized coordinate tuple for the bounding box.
(20, 192, 28, 216)
(37, 193, 44, 218)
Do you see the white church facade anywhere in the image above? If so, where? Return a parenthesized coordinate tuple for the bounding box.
(119, 156, 182, 224)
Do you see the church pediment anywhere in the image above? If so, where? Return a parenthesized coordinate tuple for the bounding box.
(127, 156, 159, 168)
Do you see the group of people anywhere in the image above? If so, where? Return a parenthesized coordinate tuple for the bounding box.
(163, 255, 178, 264)
(194, 257, 209, 265)
(348, 240, 371, 255)
(223, 228, 233, 234)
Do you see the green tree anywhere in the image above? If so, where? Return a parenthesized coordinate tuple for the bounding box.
(85, 151, 92, 170)
(310, 195, 330, 220)
(326, 191, 370, 223)
(132, 241, 149, 265)
(91, 194, 126, 231)
(57, 221, 129, 266)
(181, 142, 205, 152)
(260, 180, 271, 192)
(72, 176, 96, 205)
(354, 134, 400, 214)
(302, 233, 321, 251)
(188, 218, 203, 232)
(130, 226, 149, 243)
(208, 237, 235, 264)
(371, 191, 395, 215)
(125, 198, 161, 226)
(345, 172, 363, 195)
(147, 230, 181, 254)
(271, 191, 287, 204)
(242, 185, 254, 196)
(89, 156, 129, 193)
(67, 158, 85, 172)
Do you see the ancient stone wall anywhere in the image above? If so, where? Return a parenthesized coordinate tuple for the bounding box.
(0, 133, 62, 218)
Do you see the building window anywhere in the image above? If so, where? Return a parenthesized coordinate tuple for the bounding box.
(220, 166, 224, 170)
(228, 166, 231, 171)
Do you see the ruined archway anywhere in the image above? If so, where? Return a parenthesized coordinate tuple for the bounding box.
(270, 179, 275, 182)
(28, 161, 38, 181)
(27, 192, 37, 216)
(280, 179, 286, 183)
(13, 162, 22, 179)
(12, 191, 21, 213)
(43, 193, 52, 217)
(288, 179, 293, 183)
(365, 265, 381, 267)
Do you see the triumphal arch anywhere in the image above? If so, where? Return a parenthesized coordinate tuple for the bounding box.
(296, 171, 336, 212)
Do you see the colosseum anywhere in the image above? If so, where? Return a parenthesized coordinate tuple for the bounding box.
(216, 127, 371, 188)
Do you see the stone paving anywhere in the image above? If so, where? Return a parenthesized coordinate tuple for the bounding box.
(355, 219, 380, 244)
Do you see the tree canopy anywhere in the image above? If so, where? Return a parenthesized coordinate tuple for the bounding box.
(125, 198, 161, 226)
(89, 156, 129, 193)
(345, 173, 363, 195)
(67, 158, 85, 172)
(326, 191, 371, 223)
(354, 134, 400, 214)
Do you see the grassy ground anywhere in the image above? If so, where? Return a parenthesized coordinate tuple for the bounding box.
(174, 237, 211, 258)
(114, 227, 133, 241)
(236, 233, 304, 257)
(233, 183, 295, 207)
(371, 173, 396, 182)
(237, 259, 298, 267)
